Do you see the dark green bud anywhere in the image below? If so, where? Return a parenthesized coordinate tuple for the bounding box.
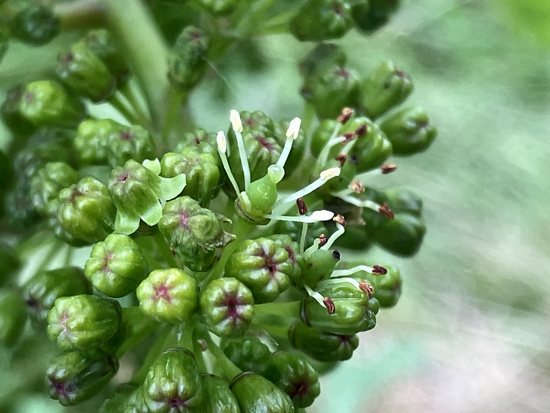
(85, 234, 149, 298)
(225, 234, 299, 303)
(18, 81, 86, 128)
(289, 320, 359, 362)
(264, 351, 320, 408)
(47, 294, 121, 351)
(301, 280, 378, 335)
(23, 267, 92, 327)
(0, 289, 27, 346)
(223, 336, 272, 376)
(58, 177, 116, 244)
(158, 196, 235, 272)
(12, 5, 60, 46)
(82, 29, 130, 83)
(299, 43, 347, 79)
(136, 268, 198, 323)
(1, 84, 37, 136)
(379, 105, 437, 155)
(375, 213, 426, 256)
(142, 348, 204, 411)
(108, 159, 186, 235)
(301, 66, 359, 119)
(384, 187, 423, 217)
(106, 124, 156, 167)
(160, 147, 220, 206)
(199, 277, 254, 338)
(358, 60, 413, 119)
(341, 117, 392, 173)
(56, 42, 115, 102)
(47, 350, 119, 406)
(230, 372, 295, 413)
(0, 242, 20, 287)
(168, 26, 209, 90)
(46, 199, 90, 247)
(30, 162, 80, 216)
(290, 0, 353, 41)
(74, 119, 119, 165)
(352, 0, 401, 34)
(176, 128, 219, 158)
(296, 248, 340, 290)
(193, 374, 240, 413)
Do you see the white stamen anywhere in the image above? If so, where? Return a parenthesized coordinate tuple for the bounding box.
(229, 109, 243, 132)
(320, 223, 345, 250)
(334, 194, 381, 212)
(317, 277, 362, 291)
(316, 122, 344, 171)
(217, 131, 240, 195)
(286, 117, 301, 140)
(304, 285, 327, 309)
(216, 131, 227, 154)
(264, 209, 334, 223)
(299, 222, 308, 254)
(332, 265, 375, 277)
(310, 210, 335, 222)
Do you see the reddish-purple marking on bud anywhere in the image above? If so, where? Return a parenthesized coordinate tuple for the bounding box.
(153, 284, 172, 303)
(24, 92, 35, 103)
(334, 68, 349, 80)
(178, 209, 189, 229)
(101, 252, 113, 272)
(285, 246, 296, 264)
(169, 397, 189, 408)
(120, 131, 134, 141)
(255, 135, 275, 151)
(60, 53, 74, 66)
(50, 379, 71, 398)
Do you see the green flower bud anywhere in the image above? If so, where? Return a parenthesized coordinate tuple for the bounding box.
(1, 84, 37, 136)
(290, 0, 353, 41)
(74, 119, 118, 165)
(58, 177, 116, 244)
(342, 117, 393, 173)
(142, 348, 204, 411)
(296, 249, 340, 290)
(168, 26, 209, 90)
(56, 42, 115, 102)
(108, 159, 186, 235)
(289, 320, 359, 362)
(47, 350, 118, 406)
(352, 263, 402, 307)
(375, 213, 426, 256)
(123, 386, 150, 413)
(0, 289, 27, 346)
(106, 124, 156, 168)
(230, 372, 295, 413)
(4, 181, 41, 228)
(301, 66, 359, 119)
(199, 277, 254, 337)
(352, 0, 401, 34)
(46, 199, 89, 247)
(12, 5, 60, 46)
(299, 43, 347, 80)
(158, 197, 235, 272)
(18, 81, 86, 128)
(136, 268, 198, 323)
(160, 147, 220, 206)
(379, 105, 437, 155)
(194, 374, 240, 413)
(82, 30, 130, 83)
(384, 187, 423, 217)
(176, 128, 219, 158)
(264, 351, 320, 408)
(23, 267, 92, 327)
(47, 294, 122, 351)
(225, 235, 299, 303)
(30, 162, 80, 216)
(0, 242, 20, 287)
(85, 234, 149, 298)
(99, 384, 137, 413)
(223, 336, 272, 376)
(358, 61, 413, 119)
(301, 280, 378, 335)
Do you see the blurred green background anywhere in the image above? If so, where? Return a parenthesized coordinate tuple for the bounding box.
(2, 0, 550, 411)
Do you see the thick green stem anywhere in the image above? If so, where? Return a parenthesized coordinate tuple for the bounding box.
(131, 323, 173, 385)
(192, 321, 209, 373)
(102, 0, 169, 132)
(204, 332, 241, 380)
(116, 307, 159, 358)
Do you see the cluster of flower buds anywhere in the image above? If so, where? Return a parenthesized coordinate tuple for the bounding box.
(0, 1, 435, 410)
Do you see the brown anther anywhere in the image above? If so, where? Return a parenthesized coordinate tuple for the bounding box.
(318, 234, 328, 248)
(296, 198, 308, 215)
(378, 202, 394, 219)
(355, 124, 367, 137)
(359, 281, 374, 297)
(381, 164, 397, 174)
(337, 107, 354, 124)
(335, 153, 348, 167)
(333, 214, 346, 226)
(323, 297, 336, 314)
(372, 265, 387, 275)
(349, 180, 365, 194)
(341, 132, 355, 145)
